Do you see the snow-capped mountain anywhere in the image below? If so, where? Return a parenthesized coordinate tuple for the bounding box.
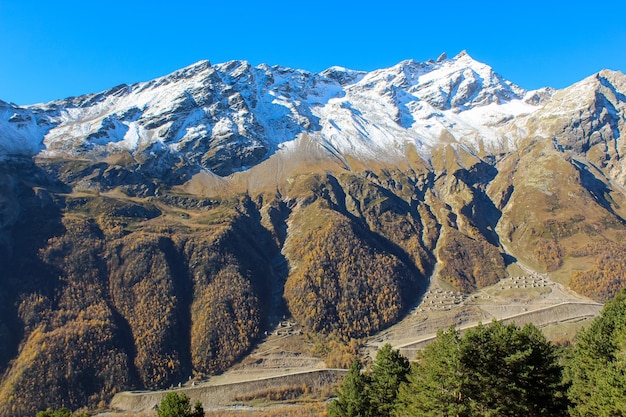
(3, 51, 626, 417)
(310, 51, 546, 160)
(0, 51, 555, 174)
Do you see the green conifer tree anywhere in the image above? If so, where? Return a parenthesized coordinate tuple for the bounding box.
(567, 289, 626, 416)
(156, 392, 204, 417)
(461, 321, 568, 416)
(394, 321, 568, 416)
(368, 343, 411, 417)
(328, 359, 370, 417)
(394, 327, 467, 417)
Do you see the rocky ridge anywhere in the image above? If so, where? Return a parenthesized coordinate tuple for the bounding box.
(2, 52, 550, 176)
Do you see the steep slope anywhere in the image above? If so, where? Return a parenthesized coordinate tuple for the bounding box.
(489, 69, 626, 290)
(0, 162, 279, 414)
(0, 54, 625, 416)
(0, 100, 50, 155)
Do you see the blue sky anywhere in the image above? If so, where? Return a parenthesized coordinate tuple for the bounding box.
(1, 0, 625, 105)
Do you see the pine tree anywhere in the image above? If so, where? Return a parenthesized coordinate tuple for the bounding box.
(567, 289, 626, 416)
(368, 344, 411, 417)
(394, 321, 568, 416)
(156, 392, 204, 417)
(328, 359, 370, 417)
(191, 400, 204, 417)
(461, 321, 568, 416)
(394, 327, 467, 417)
(36, 409, 89, 417)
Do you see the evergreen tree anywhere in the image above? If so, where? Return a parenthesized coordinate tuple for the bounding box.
(156, 392, 204, 417)
(567, 289, 626, 416)
(328, 359, 370, 417)
(192, 400, 204, 417)
(368, 343, 411, 416)
(394, 321, 568, 416)
(394, 327, 467, 417)
(461, 321, 568, 416)
(36, 409, 73, 417)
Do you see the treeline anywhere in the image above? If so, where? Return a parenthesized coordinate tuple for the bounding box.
(329, 289, 626, 416)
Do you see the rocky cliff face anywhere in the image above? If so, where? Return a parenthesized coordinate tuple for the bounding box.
(0, 54, 625, 416)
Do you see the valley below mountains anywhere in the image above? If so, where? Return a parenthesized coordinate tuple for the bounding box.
(1, 51, 626, 415)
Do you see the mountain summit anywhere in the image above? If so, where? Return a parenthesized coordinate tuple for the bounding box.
(0, 53, 625, 416)
(2, 52, 550, 175)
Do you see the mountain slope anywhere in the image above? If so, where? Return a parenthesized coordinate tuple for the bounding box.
(0, 53, 625, 416)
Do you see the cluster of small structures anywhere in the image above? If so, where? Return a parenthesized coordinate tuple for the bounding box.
(169, 376, 200, 390)
(267, 320, 302, 337)
(415, 288, 467, 312)
(498, 274, 552, 290)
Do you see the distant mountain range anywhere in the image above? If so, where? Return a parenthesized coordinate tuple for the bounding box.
(0, 52, 625, 416)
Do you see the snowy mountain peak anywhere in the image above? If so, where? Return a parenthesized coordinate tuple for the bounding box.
(1, 54, 613, 177)
(453, 49, 470, 60)
(354, 51, 525, 113)
(0, 100, 49, 157)
(165, 59, 213, 80)
(320, 66, 366, 86)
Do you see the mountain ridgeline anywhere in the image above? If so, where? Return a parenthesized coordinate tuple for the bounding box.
(1, 52, 626, 415)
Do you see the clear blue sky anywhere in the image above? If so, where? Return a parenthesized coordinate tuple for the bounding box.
(1, 0, 625, 105)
